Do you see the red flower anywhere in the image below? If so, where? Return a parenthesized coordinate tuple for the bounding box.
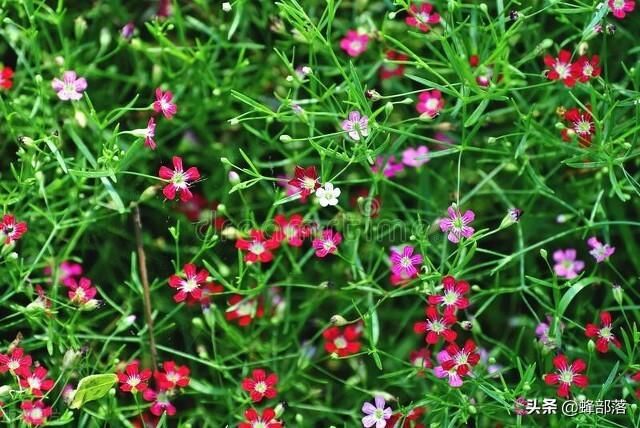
(405, 3, 440, 32)
(323, 324, 362, 357)
(117, 361, 152, 393)
(0, 347, 32, 374)
(544, 50, 576, 87)
(440, 340, 481, 376)
(311, 229, 342, 257)
(380, 51, 408, 80)
(21, 400, 52, 426)
(155, 361, 190, 390)
(236, 230, 280, 263)
(561, 107, 594, 147)
(428, 276, 470, 311)
(241, 369, 278, 402)
(66, 277, 98, 305)
(273, 214, 307, 247)
(288, 166, 320, 202)
(239, 408, 282, 428)
(543, 354, 588, 398)
(413, 306, 457, 344)
(158, 156, 200, 202)
(386, 407, 426, 428)
(153, 88, 177, 119)
(225, 295, 265, 326)
(168, 263, 209, 303)
(142, 388, 176, 416)
(0, 214, 28, 245)
(632, 372, 640, 399)
(469, 55, 480, 68)
(0, 67, 14, 90)
(410, 348, 433, 375)
(19, 367, 54, 397)
(585, 311, 621, 353)
(571, 55, 601, 83)
(187, 281, 224, 307)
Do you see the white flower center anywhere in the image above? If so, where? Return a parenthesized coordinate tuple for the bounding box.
(334, 336, 348, 349)
(29, 408, 43, 420)
(559, 369, 574, 384)
(554, 63, 571, 79)
(249, 242, 265, 255)
(254, 381, 267, 393)
(443, 291, 459, 305)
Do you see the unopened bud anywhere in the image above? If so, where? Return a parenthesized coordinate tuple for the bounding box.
(330, 315, 347, 326)
(279, 134, 292, 142)
(540, 248, 548, 260)
(612, 284, 624, 305)
(461, 321, 472, 330)
(228, 171, 240, 184)
(365, 89, 381, 101)
(222, 2, 232, 12)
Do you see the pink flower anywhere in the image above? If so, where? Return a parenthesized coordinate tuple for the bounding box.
(21, 400, 52, 426)
(144, 117, 157, 150)
(428, 276, 470, 311)
(340, 30, 369, 57)
(341, 111, 370, 141)
(362, 396, 392, 428)
(44, 261, 83, 286)
(143, 389, 176, 416)
(312, 229, 342, 257)
(66, 277, 98, 306)
(0, 214, 28, 245)
(553, 249, 584, 279)
(433, 340, 481, 387)
(390, 245, 423, 279)
(372, 156, 404, 178)
(439, 204, 475, 243)
(416, 90, 444, 118)
(153, 88, 177, 119)
(543, 354, 588, 398)
(587, 237, 615, 263)
(158, 156, 200, 202)
(608, 0, 635, 18)
(543, 50, 576, 88)
(168, 263, 209, 302)
(51, 70, 87, 101)
(402, 146, 429, 167)
(405, 3, 441, 32)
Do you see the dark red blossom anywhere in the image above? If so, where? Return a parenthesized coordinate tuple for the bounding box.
(19, 367, 55, 397)
(226, 295, 265, 326)
(117, 361, 152, 393)
(241, 369, 278, 402)
(273, 214, 308, 247)
(0, 67, 14, 90)
(21, 400, 52, 426)
(168, 263, 210, 303)
(585, 311, 621, 353)
(239, 408, 282, 428)
(543, 354, 588, 398)
(288, 166, 320, 202)
(155, 361, 190, 390)
(236, 230, 280, 263)
(0, 214, 28, 245)
(544, 50, 575, 87)
(413, 306, 457, 345)
(0, 347, 32, 374)
(571, 55, 601, 83)
(323, 324, 362, 357)
(561, 107, 594, 147)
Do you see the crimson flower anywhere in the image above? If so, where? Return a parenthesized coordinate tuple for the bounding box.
(117, 361, 152, 393)
(571, 55, 601, 83)
(323, 324, 362, 357)
(311, 229, 342, 257)
(410, 348, 433, 375)
(585, 311, 621, 353)
(19, 367, 54, 397)
(561, 107, 594, 147)
(0, 66, 14, 89)
(413, 306, 457, 345)
(241, 369, 278, 402)
(155, 361, 190, 390)
(235, 230, 280, 263)
(543, 354, 588, 398)
(386, 407, 426, 428)
(0, 214, 28, 245)
(21, 400, 52, 426)
(0, 347, 32, 374)
(66, 277, 98, 306)
(428, 276, 470, 311)
(273, 214, 307, 247)
(158, 156, 200, 202)
(288, 166, 320, 202)
(544, 50, 576, 87)
(226, 295, 265, 326)
(168, 263, 209, 303)
(380, 51, 408, 80)
(239, 408, 282, 428)
(153, 88, 177, 119)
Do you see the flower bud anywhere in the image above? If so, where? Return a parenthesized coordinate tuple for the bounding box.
(539, 248, 548, 260)
(222, 2, 232, 12)
(74, 17, 87, 39)
(62, 349, 82, 369)
(461, 321, 472, 330)
(192, 317, 204, 328)
(365, 89, 381, 101)
(330, 315, 347, 326)
(612, 284, 623, 305)
(587, 339, 595, 353)
(279, 134, 292, 142)
(274, 402, 286, 418)
(228, 171, 240, 184)
(384, 102, 394, 114)
(99, 27, 111, 48)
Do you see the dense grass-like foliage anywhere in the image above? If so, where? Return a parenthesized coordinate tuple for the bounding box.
(1, 0, 640, 427)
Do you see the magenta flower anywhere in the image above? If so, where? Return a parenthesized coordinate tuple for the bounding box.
(340, 30, 369, 57)
(361, 396, 392, 428)
(402, 146, 430, 167)
(416, 90, 444, 118)
(371, 156, 404, 178)
(587, 237, 615, 263)
(312, 229, 342, 257)
(51, 71, 87, 101)
(553, 249, 584, 279)
(405, 3, 441, 32)
(144, 117, 157, 150)
(44, 261, 83, 287)
(608, 0, 635, 18)
(439, 204, 475, 244)
(341, 111, 369, 141)
(158, 156, 200, 202)
(153, 88, 177, 119)
(433, 340, 480, 388)
(390, 245, 423, 279)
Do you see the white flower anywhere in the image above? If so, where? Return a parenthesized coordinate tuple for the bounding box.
(316, 183, 341, 207)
